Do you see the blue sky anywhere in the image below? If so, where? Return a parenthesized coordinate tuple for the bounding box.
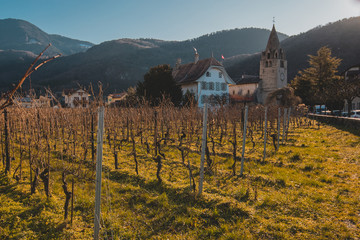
(1, 0, 359, 44)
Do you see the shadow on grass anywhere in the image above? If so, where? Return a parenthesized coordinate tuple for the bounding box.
(109, 170, 250, 220)
(309, 115, 360, 137)
(326, 122, 360, 137)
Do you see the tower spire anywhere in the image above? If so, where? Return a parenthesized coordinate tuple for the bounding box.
(265, 24, 280, 51)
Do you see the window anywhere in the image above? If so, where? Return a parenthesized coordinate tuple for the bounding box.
(265, 61, 269, 67)
(206, 72, 211, 77)
(219, 72, 223, 78)
(216, 82, 220, 91)
(209, 82, 214, 90)
(267, 53, 270, 59)
(201, 82, 207, 90)
(221, 83, 226, 91)
(280, 60, 284, 68)
(247, 90, 250, 95)
(275, 52, 278, 58)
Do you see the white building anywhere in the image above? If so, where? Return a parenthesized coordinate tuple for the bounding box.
(173, 52, 235, 107)
(229, 75, 260, 103)
(62, 89, 90, 108)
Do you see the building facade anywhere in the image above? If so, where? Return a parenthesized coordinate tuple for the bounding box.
(62, 89, 90, 108)
(257, 25, 288, 104)
(229, 75, 260, 103)
(173, 54, 235, 107)
(230, 25, 287, 105)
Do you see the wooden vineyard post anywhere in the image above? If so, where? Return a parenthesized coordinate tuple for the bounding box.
(282, 108, 287, 145)
(91, 112, 95, 164)
(154, 111, 158, 156)
(188, 159, 193, 190)
(198, 103, 208, 196)
(71, 179, 74, 226)
(4, 109, 10, 174)
(94, 106, 105, 240)
(286, 107, 291, 141)
(240, 106, 248, 176)
(263, 107, 268, 161)
(277, 108, 281, 151)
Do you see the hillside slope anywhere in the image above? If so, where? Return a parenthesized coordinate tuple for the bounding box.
(0, 18, 94, 56)
(2, 27, 287, 93)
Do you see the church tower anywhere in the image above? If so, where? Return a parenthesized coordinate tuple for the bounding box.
(258, 25, 287, 104)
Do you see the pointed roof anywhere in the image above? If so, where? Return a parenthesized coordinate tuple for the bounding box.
(173, 57, 223, 84)
(265, 25, 280, 51)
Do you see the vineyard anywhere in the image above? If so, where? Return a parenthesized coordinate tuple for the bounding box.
(0, 104, 359, 239)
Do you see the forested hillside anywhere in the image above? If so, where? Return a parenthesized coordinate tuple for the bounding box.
(227, 17, 360, 81)
(0, 23, 287, 93)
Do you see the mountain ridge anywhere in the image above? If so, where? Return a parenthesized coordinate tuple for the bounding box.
(2, 17, 360, 94)
(0, 18, 94, 56)
(1, 26, 288, 93)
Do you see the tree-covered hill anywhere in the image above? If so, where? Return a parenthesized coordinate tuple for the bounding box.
(227, 17, 360, 81)
(0, 19, 94, 57)
(0, 24, 287, 93)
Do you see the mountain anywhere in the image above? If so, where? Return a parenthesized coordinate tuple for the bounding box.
(227, 17, 360, 81)
(0, 18, 94, 56)
(24, 28, 287, 93)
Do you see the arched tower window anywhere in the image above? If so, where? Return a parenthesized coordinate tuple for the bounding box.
(267, 52, 270, 59)
(265, 61, 269, 67)
(275, 52, 278, 58)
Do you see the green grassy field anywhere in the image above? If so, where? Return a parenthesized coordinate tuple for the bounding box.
(1, 119, 359, 239)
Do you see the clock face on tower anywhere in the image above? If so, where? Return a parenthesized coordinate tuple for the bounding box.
(280, 73, 285, 81)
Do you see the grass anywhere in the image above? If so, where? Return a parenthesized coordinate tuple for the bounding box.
(1, 119, 360, 239)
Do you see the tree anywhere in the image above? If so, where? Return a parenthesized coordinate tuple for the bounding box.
(136, 64, 182, 106)
(337, 72, 360, 116)
(324, 77, 345, 113)
(292, 47, 341, 107)
(267, 87, 301, 107)
(182, 90, 196, 107)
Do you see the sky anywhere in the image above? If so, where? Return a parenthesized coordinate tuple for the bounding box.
(1, 0, 360, 44)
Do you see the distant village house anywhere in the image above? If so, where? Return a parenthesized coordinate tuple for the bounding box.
(13, 95, 51, 108)
(229, 75, 260, 103)
(62, 89, 90, 108)
(107, 92, 128, 106)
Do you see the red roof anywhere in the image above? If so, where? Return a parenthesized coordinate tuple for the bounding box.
(173, 57, 222, 84)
